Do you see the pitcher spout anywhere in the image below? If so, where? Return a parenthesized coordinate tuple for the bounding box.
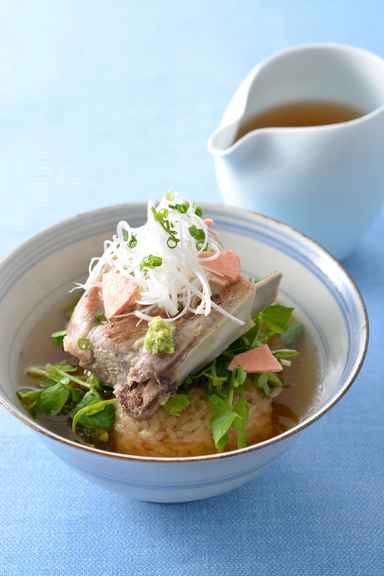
(209, 43, 384, 160)
(208, 120, 244, 157)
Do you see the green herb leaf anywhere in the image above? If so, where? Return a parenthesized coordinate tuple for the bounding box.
(272, 348, 299, 359)
(194, 205, 203, 217)
(85, 372, 102, 390)
(77, 337, 92, 351)
(163, 394, 190, 416)
(39, 378, 57, 388)
(72, 399, 116, 433)
(70, 388, 101, 417)
(45, 364, 93, 389)
(51, 330, 67, 347)
(233, 399, 249, 449)
(69, 387, 84, 405)
(26, 362, 77, 385)
(256, 373, 272, 396)
(260, 304, 294, 334)
(208, 393, 228, 418)
(209, 394, 239, 451)
(36, 382, 70, 416)
(211, 411, 238, 451)
(140, 255, 163, 271)
(17, 388, 41, 415)
(256, 372, 282, 397)
(230, 367, 247, 388)
(26, 366, 54, 379)
(281, 322, 304, 347)
(200, 360, 228, 393)
(51, 362, 78, 373)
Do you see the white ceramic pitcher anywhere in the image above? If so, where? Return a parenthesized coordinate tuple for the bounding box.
(208, 44, 384, 259)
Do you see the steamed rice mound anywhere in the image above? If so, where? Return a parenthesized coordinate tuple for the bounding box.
(112, 384, 273, 457)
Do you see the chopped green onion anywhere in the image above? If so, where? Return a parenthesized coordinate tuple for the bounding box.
(194, 205, 203, 217)
(122, 230, 138, 249)
(140, 255, 163, 270)
(167, 237, 178, 249)
(189, 225, 206, 249)
(51, 330, 67, 347)
(77, 337, 92, 351)
(169, 202, 189, 214)
(128, 234, 137, 249)
(151, 206, 179, 248)
(95, 311, 106, 323)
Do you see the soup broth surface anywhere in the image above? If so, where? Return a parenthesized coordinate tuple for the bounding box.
(236, 100, 363, 142)
(20, 295, 320, 452)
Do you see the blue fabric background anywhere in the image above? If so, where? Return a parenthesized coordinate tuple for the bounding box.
(0, 1, 383, 574)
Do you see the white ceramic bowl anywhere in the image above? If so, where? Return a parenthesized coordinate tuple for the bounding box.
(0, 204, 368, 503)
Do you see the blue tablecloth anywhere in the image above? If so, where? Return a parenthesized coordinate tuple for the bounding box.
(1, 2, 383, 574)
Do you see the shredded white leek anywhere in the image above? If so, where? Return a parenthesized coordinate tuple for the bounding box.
(76, 193, 243, 324)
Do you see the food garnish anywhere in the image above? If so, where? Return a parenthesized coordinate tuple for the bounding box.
(144, 317, 175, 355)
(17, 194, 303, 455)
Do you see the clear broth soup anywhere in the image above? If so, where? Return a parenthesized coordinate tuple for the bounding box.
(236, 100, 363, 142)
(19, 295, 320, 452)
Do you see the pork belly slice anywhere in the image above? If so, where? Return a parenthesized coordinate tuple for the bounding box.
(64, 272, 281, 419)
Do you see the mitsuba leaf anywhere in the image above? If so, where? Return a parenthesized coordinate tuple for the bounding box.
(261, 305, 294, 334)
(233, 399, 249, 449)
(256, 372, 282, 397)
(17, 389, 41, 415)
(36, 382, 70, 416)
(209, 394, 239, 451)
(69, 387, 84, 405)
(281, 322, 304, 347)
(163, 394, 190, 416)
(211, 411, 238, 451)
(72, 399, 116, 433)
(272, 349, 299, 359)
(230, 367, 247, 388)
(70, 389, 101, 417)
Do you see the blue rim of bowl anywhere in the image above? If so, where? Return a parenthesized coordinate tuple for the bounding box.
(0, 203, 369, 463)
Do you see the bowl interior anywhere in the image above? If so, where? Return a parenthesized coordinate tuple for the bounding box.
(0, 203, 367, 457)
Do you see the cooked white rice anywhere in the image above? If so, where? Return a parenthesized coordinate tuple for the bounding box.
(112, 385, 273, 457)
